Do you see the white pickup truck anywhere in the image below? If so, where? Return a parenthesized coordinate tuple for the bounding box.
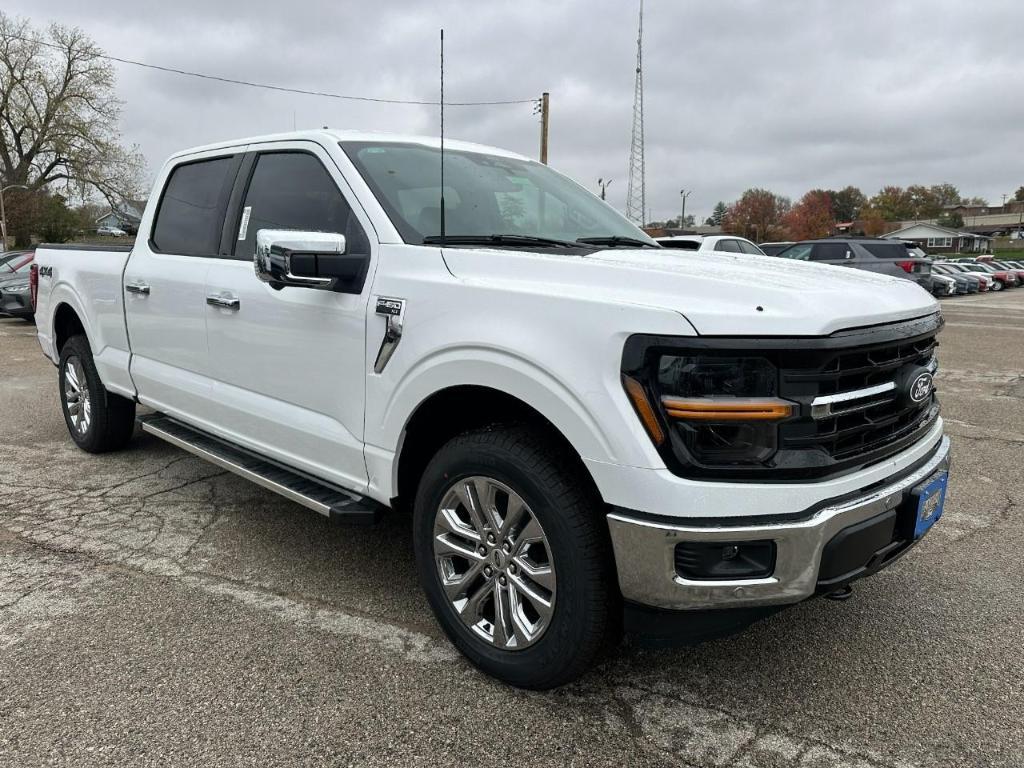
(32, 130, 950, 688)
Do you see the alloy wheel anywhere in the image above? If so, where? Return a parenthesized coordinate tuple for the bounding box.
(63, 355, 92, 435)
(432, 476, 556, 650)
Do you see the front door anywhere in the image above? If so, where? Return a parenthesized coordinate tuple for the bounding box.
(204, 144, 374, 493)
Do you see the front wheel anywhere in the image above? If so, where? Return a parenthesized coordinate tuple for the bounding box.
(991, 279, 1003, 292)
(413, 426, 619, 689)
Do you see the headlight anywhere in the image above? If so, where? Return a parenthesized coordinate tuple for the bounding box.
(623, 353, 792, 468)
(5, 282, 29, 293)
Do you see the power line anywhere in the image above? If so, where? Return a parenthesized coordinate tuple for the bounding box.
(9, 33, 539, 107)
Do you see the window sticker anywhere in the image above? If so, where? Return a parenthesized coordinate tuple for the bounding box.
(238, 205, 252, 240)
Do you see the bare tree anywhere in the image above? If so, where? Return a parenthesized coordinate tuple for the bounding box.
(0, 13, 146, 245)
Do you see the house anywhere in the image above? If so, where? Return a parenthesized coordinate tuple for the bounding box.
(883, 223, 992, 254)
(95, 199, 147, 234)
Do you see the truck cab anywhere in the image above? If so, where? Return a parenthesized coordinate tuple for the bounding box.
(32, 130, 950, 689)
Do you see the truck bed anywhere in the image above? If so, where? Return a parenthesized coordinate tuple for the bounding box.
(34, 243, 136, 400)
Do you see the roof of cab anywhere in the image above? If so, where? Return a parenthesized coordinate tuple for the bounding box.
(168, 129, 531, 163)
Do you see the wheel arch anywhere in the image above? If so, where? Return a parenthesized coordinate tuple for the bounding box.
(53, 300, 90, 355)
(392, 384, 605, 513)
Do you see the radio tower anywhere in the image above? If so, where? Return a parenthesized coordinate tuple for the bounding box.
(625, 0, 646, 225)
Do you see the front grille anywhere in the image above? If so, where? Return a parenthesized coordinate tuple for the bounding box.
(778, 330, 939, 464)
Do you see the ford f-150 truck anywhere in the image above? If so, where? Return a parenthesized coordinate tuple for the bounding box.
(32, 130, 950, 689)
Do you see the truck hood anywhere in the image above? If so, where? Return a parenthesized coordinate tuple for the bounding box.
(441, 247, 939, 336)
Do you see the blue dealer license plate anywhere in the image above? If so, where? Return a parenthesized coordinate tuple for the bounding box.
(913, 471, 948, 539)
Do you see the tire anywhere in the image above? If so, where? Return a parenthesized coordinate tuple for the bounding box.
(58, 334, 136, 453)
(413, 425, 619, 689)
(991, 279, 1003, 292)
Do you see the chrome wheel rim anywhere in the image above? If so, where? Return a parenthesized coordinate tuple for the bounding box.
(63, 355, 92, 435)
(433, 476, 556, 650)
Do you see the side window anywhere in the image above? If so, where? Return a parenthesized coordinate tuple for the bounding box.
(737, 239, 765, 255)
(811, 243, 851, 261)
(234, 152, 369, 261)
(151, 156, 238, 255)
(716, 239, 741, 253)
(779, 243, 812, 260)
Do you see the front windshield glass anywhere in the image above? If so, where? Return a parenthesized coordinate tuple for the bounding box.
(340, 141, 656, 247)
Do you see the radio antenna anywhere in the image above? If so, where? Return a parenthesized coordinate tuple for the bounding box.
(439, 28, 446, 245)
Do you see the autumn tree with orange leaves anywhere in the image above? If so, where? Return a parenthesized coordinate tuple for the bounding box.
(783, 190, 835, 240)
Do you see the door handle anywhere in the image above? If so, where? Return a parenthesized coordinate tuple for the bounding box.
(206, 293, 240, 310)
(125, 281, 150, 295)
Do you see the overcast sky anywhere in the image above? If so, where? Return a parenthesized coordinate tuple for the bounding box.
(13, 0, 1024, 222)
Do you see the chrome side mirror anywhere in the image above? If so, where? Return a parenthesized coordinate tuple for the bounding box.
(255, 229, 366, 292)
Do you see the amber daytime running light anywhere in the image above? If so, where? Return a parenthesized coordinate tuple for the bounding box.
(661, 397, 792, 422)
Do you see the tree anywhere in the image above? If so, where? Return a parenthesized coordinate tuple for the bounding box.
(827, 186, 866, 223)
(962, 196, 988, 206)
(937, 211, 964, 229)
(859, 207, 889, 237)
(722, 189, 791, 242)
(929, 183, 961, 208)
(36, 192, 80, 242)
(784, 190, 834, 240)
(1014, 186, 1024, 203)
(868, 186, 915, 222)
(0, 14, 146, 245)
(710, 201, 728, 226)
(906, 185, 942, 219)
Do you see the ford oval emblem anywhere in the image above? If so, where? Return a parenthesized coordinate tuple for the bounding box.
(909, 372, 933, 403)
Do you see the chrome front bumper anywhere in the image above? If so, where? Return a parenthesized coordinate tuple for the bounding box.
(607, 436, 951, 611)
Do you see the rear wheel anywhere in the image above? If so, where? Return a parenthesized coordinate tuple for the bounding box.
(991, 279, 1003, 291)
(413, 425, 619, 689)
(59, 335, 136, 453)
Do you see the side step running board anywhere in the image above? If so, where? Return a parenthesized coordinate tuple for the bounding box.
(138, 413, 382, 524)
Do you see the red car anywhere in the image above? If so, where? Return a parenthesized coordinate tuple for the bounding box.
(960, 262, 1018, 291)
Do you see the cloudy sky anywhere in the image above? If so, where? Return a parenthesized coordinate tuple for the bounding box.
(14, 0, 1024, 222)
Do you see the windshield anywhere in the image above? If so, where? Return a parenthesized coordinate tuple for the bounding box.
(340, 141, 656, 247)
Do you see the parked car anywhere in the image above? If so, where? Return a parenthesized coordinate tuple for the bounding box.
(1, 249, 34, 272)
(958, 262, 1018, 290)
(930, 273, 957, 297)
(32, 130, 950, 689)
(989, 261, 1024, 284)
(758, 241, 795, 256)
(96, 225, 127, 237)
(655, 234, 767, 256)
(936, 262, 992, 292)
(0, 252, 35, 320)
(775, 238, 934, 293)
(931, 263, 978, 294)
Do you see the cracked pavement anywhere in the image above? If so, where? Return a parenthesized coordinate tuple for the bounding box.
(1, 291, 1022, 767)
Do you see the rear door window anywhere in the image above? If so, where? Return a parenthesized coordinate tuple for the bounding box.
(810, 243, 851, 261)
(716, 239, 742, 253)
(861, 243, 910, 259)
(778, 244, 813, 260)
(152, 156, 239, 255)
(234, 152, 369, 261)
(737, 240, 765, 255)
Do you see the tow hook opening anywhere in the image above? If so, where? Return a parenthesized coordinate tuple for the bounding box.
(825, 585, 854, 601)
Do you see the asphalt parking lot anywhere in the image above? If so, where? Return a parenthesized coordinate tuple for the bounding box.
(1, 293, 1022, 768)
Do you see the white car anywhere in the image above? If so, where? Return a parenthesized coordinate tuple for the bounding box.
(656, 234, 767, 256)
(32, 130, 950, 689)
(96, 226, 127, 237)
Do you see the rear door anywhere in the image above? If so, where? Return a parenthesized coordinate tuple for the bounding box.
(125, 150, 243, 425)
(203, 142, 375, 492)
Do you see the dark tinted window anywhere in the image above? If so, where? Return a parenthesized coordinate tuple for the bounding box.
(810, 243, 851, 261)
(235, 152, 369, 261)
(737, 240, 765, 255)
(658, 239, 700, 250)
(861, 242, 910, 259)
(152, 156, 237, 255)
(716, 239, 742, 253)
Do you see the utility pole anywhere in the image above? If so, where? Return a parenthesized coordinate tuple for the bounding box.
(679, 189, 692, 229)
(538, 92, 550, 164)
(598, 178, 612, 201)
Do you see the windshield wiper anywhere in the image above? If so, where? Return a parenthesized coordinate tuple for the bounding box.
(422, 234, 581, 248)
(575, 235, 659, 248)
